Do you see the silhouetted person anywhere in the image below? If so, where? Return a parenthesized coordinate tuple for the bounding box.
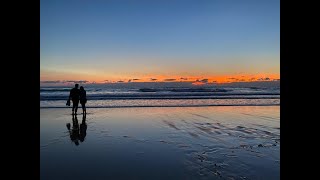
(67, 114, 80, 146)
(79, 114, 87, 142)
(69, 84, 80, 114)
(79, 86, 87, 114)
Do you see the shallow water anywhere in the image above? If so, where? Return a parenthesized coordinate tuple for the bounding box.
(40, 106, 279, 180)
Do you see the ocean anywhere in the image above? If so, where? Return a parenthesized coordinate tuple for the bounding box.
(40, 82, 280, 108)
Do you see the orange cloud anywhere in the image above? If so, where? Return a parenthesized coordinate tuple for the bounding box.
(41, 69, 279, 84)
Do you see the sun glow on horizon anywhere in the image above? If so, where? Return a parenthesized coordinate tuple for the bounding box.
(40, 72, 280, 86)
(40, 1, 279, 86)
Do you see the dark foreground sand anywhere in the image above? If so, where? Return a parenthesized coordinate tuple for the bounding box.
(41, 106, 279, 180)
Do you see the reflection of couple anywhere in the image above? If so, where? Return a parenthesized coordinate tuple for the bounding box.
(67, 114, 87, 146)
(67, 84, 87, 115)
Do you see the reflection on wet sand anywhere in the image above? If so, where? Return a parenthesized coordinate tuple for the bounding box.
(41, 106, 279, 180)
(67, 114, 87, 146)
(157, 107, 279, 179)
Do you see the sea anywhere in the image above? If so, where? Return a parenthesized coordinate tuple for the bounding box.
(40, 82, 280, 108)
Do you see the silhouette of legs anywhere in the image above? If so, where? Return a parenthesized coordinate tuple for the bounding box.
(81, 103, 86, 114)
(72, 99, 79, 114)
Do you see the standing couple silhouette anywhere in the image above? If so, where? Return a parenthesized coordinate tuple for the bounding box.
(67, 84, 87, 115)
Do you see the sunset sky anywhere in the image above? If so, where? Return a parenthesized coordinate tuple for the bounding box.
(40, 0, 279, 84)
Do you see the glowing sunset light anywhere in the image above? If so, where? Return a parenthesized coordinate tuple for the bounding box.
(40, 73, 279, 85)
(41, 0, 279, 86)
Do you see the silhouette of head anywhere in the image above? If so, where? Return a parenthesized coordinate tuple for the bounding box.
(80, 86, 84, 91)
(75, 84, 79, 88)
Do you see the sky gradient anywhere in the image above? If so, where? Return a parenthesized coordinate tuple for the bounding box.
(40, 0, 280, 84)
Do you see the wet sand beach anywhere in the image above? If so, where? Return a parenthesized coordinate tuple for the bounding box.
(41, 106, 279, 180)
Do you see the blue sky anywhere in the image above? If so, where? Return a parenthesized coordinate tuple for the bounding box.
(40, 0, 279, 82)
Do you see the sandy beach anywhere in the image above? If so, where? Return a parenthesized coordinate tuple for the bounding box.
(40, 106, 279, 180)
